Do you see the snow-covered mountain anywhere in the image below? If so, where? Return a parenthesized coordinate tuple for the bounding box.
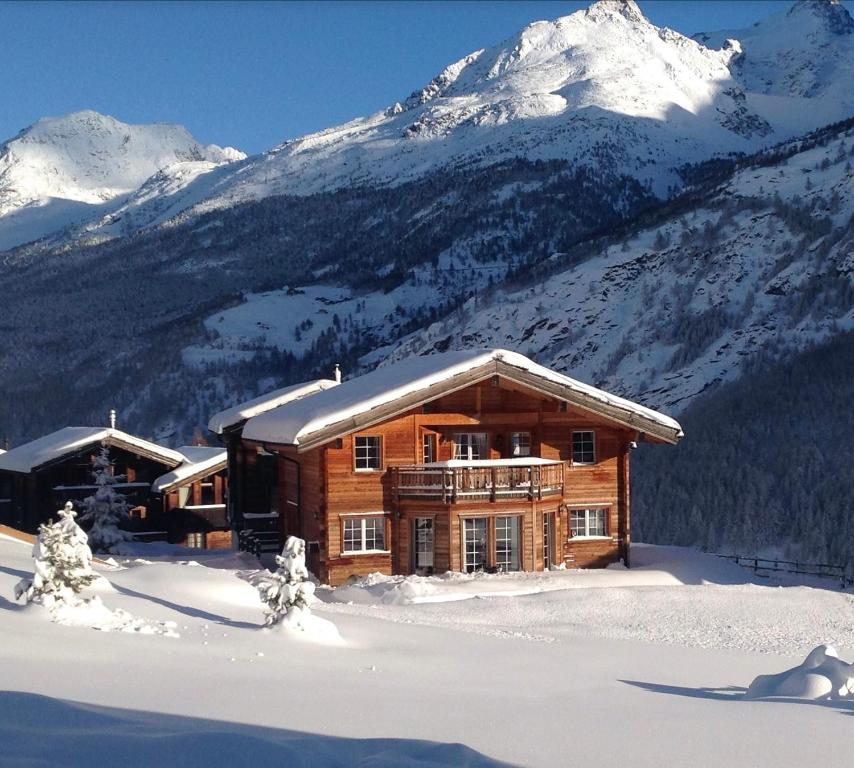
(0, 110, 244, 250)
(65, 0, 854, 241)
(2, 1, 852, 252)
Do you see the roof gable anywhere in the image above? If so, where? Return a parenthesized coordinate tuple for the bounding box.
(0, 427, 186, 474)
(151, 446, 227, 493)
(242, 349, 683, 450)
(207, 379, 339, 435)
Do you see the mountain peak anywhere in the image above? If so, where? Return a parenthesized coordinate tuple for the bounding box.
(585, 0, 646, 25)
(786, 0, 854, 34)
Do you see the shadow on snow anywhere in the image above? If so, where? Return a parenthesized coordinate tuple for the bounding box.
(0, 690, 517, 767)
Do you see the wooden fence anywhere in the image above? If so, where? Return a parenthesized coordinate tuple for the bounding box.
(718, 554, 850, 588)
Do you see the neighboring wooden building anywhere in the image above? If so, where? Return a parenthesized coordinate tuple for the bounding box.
(0, 427, 228, 548)
(208, 379, 340, 542)
(152, 446, 229, 549)
(212, 349, 683, 585)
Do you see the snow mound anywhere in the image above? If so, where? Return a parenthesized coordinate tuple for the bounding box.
(48, 595, 180, 637)
(745, 644, 854, 701)
(326, 545, 754, 606)
(268, 613, 344, 645)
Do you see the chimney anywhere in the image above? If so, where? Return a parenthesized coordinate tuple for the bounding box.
(109, 409, 117, 429)
(333, 364, 342, 384)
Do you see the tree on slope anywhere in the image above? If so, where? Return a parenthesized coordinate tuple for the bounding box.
(257, 536, 316, 629)
(78, 442, 132, 553)
(15, 502, 98, 606)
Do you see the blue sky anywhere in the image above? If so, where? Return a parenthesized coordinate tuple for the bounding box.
(0, 1, 846, 154)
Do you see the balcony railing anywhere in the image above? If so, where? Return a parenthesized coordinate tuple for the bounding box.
(391, 460, 564, 503)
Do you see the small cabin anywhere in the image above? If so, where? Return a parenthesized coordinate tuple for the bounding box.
(0, 427, 228, 548)
(211, 349, 683, 585)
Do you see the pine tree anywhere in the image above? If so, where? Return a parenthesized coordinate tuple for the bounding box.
(257, 536, 316, 629)
(78, 442, 132, 553)
(15, 502, 98, 606)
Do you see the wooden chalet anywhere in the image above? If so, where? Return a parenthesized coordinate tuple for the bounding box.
(0, 426, 228, 548)
(213, 349, 683, 585)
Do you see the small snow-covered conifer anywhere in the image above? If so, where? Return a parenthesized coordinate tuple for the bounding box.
(258, 536, 316, 629)
(15, 502, 97, 606)
(78, 442, 132, 552)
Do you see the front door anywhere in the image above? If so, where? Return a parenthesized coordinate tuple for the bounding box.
(413, 517, 434, 575)
(463, 517, 488, 573)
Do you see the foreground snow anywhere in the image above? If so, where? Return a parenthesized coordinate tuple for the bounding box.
(1, 534, 851, 766)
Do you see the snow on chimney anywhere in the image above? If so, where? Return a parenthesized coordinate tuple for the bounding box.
(109, 409, 117, 429)
(334, 364, 342, 384)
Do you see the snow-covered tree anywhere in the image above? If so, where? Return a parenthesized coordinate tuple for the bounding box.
(78, 442, 132, 552)
(257, 536, 316, 629)
(15, 502, 97, 607)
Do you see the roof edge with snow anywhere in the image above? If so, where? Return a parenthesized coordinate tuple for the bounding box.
(0, 427, 187, 475)
(242, 349, 683, 451)
(151, 447, 227, 493)
(207, 379, 339, 435)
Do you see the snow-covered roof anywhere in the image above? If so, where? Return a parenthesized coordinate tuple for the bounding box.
(207, 379, 339, 435)
(242, 349, 684, 449)
(0, 427, 186, 475)
(151, 446, 227, 493)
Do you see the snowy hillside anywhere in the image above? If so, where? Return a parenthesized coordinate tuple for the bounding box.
(2, 532, 853, 767)
(187, 120, 853, 416)
(2, 1, 852, 251)
(69, 0, 854, 239)
(0, 110, 244, 250)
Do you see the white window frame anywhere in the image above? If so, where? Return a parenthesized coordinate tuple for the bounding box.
(569, 508, 609, 539)
(354, 435, 383, 471)
(422, 432, 437, 464)
(494, 515, 521, 572)
(510, 431, 531, 457)
(571, 431, 596, 465)
(341, 515, 388, 554)
(453, 432, 487, 461)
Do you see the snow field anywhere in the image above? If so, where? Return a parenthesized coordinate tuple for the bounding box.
(1, 535, 852, 766)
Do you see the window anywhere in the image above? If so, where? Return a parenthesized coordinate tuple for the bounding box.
(354, 436, 382, 470)
(572, 431, 596, 464)
(454, 432, 487, 461)
(543, 512, 555, 567)
(200, 481, 215, 506)
(463, 518, 488, 572)
(414, 517, 434, 572)
(570, 508, 608, 538)
(422, 433, 437, 464)
(510, 432, 531, 457)
(342, 516, 386, 552)
(495, 516, 521, 572)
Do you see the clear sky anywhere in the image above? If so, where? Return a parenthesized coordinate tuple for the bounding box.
(0, 1, 848, 154)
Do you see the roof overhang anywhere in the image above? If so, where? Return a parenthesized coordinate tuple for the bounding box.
(255, 359, 682, 453)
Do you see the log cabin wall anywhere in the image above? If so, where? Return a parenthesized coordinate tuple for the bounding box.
(160, 470, 229, 549)
(283, 379, 635, 585)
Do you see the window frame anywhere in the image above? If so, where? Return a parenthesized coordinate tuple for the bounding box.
(341, 514, 389, 554)
(569, 507, 609, 539)
(453, 432, 488, 461)
(510, 431, 531, 457)
(422, 432, 437, 464)
(353, 435, 383, 472)
(571, 430, 596, 465)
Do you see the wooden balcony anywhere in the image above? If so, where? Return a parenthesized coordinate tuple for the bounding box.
(391, 459, 565, 504)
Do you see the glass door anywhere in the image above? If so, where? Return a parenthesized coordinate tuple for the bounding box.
(463, 518, 488, 573)
(495, 516, 520, 572)
(414, 517, 434, 574)
(543, 512, 555, 568)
